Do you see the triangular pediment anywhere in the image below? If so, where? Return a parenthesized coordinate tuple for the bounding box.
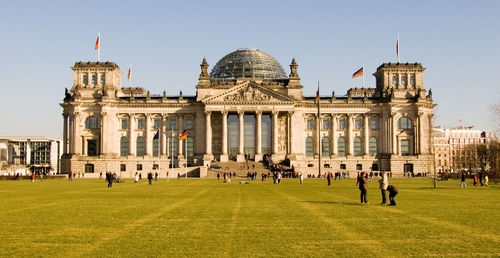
(202, 82, 295, 104)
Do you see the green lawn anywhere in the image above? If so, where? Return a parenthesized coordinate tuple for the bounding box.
(1, 177, 499, 257)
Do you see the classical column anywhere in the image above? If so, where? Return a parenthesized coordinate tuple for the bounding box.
(160, 114, 166, 156)
(68, 115, 74, 154)
(177, 115, 184, 157)
(205, 111, 212, 155)
(100, 112, 107, 155)
(144, 114, 151, 156)
(287, 111, 294, 156)
(428, 114, 434, 155)
(129, 114, 136, 156)
(417, 112, 423, 154)
(254, 111, 263, 162)
(272, 111, 279, 154)
(347, 114, 353, 156)
(331, 114, 337, 156)
(363, 114, 369, 156)
(237, 111, 245, 162)
(314, 114, 320, 157)
(63, 114, 68, 154)
(391, 113, 397, 155)
(220, 111, 229, 162)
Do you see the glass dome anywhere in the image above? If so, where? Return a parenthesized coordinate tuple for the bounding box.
(210, 48, 287, 80)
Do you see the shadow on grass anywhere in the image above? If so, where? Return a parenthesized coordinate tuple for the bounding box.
(302, 200, 362, 206)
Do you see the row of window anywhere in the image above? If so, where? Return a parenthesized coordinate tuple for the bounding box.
(82, 73, 105, 85)
(119, 136, 194, 157)
(85, 116, 194, 131)
(305, 137, 412, 157)
(305, 117, 413, 130)
(392, 74, 415, 87)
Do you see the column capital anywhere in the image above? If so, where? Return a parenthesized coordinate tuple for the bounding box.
(204, 110, 211, 116)
(272, 110, 279, 116)
(221, 110, 228, 116)
(255, 110, 263, 116)
(238, 110, 244, 116)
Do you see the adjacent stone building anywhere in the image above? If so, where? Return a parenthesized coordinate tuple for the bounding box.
(61, 48, 435, 177)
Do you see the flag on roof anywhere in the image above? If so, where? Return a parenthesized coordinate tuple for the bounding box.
(352, 67, 363, 78)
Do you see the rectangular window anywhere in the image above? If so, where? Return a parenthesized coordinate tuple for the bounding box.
(306, 119, 313, 130)
(121, 119, 128, 129)
(87, 140, 97, 156)
(92, 74, 97, 84)
(120, 164, 126, 171)
(100, 73, 106, 84)
(170, 119, 176, 130)
(153, 119, 160, 129)
(153, 164, 159, 170)
(338, 119, 345, 130)
(401, 140, 410, 155)
(186, 119, 193, 130)
(83, 74, 88, 84)
(370, 119, 377, 130)
(356, 164, 362, 170)
(354, 119, 362, 129)
(322, 119, 329, 130)
(340, 164, 346, 170)
(137, 164, 142, 171)
(137, 119, 144, 129)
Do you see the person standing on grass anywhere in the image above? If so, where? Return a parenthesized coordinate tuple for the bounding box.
(379, 172, 388, 205)
(68, 172, 72, 182)
(485, 174, 489, 186)
(107, 172, 113, 188)
(217, 173, 220, 180)
(460, 173, 467, 188)
(135, 173, 139, 183)
(327, 172, 332, 186)
(358, 172, 368, 204)
(387, 185, 398, 206)
(300, 172, 304, 184)
(147, 172, 153, 185)
(154, 172, 158, 181)
(473, 175, 478, 186)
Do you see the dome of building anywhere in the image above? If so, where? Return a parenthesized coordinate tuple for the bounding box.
(210, 48, 287, 80)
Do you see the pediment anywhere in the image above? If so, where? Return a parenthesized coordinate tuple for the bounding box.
(202, 82, 295, 104)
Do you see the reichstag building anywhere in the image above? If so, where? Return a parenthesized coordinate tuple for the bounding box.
(61, 48, 435, 177)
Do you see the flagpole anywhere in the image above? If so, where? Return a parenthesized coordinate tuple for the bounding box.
(317, 81, 321, 178)
(397, 34, 400, 63)
(362, 65, 365, 88)
(185, 137, 187, 178)
(171, 128, 173, 180)
(128, 64, 132, 88)
(97, 32, 100, 62)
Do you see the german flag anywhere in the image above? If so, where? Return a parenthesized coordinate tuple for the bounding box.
(95, 36, 100, 50)
(179, 129, 187, 140)
(352, 67, 363, 78)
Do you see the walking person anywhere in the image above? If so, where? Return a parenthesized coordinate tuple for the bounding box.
(107, 172, 113, 188)
(473, 175, 478, 187)
(379, 172, 388, 205)
(147, 172, 153, 185)
(327, 172, 332, 186)
(387, 185, 398, 206)
(154, 172, 158, 181)
(358, 172, 368, 204)
(134, 172, 139, 183)
(485, 174, 489, 187)
(68, 172, 72, 182)
(300, 172, 304, 184)
(460, 173, 467, 188)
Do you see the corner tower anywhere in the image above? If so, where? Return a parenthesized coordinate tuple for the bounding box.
(373, 63, 426, 99)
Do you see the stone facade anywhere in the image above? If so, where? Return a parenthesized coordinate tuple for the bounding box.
(61, 49, 436, 177)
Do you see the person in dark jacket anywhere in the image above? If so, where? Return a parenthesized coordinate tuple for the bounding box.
(358, 172, 368, 204)
(147, 172, 153, 185)
(387, 185, 398, 206)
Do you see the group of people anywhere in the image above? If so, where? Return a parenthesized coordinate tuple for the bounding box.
(461, 172, 489, 188)
(356, 172, 398, 206)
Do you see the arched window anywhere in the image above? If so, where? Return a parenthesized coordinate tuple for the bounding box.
(136, 137, 145, 156)
(392, 75, 398, 86)
(401, 75, 407, 87)
(153, 138, 160, 157)
(169, 137, 178, 157)
(120, 137, 129, 156)
(305, 137, 314, 157)
(321, 137, 330, 156)
(85, 116, 100, 129)
(398, 117, 413, 129)
(369, 137, 377, 156)
(337, 137, 346, 156)
(354, 137, 362, 156)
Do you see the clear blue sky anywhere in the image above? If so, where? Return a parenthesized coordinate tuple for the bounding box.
(1, 0, 499, 139)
